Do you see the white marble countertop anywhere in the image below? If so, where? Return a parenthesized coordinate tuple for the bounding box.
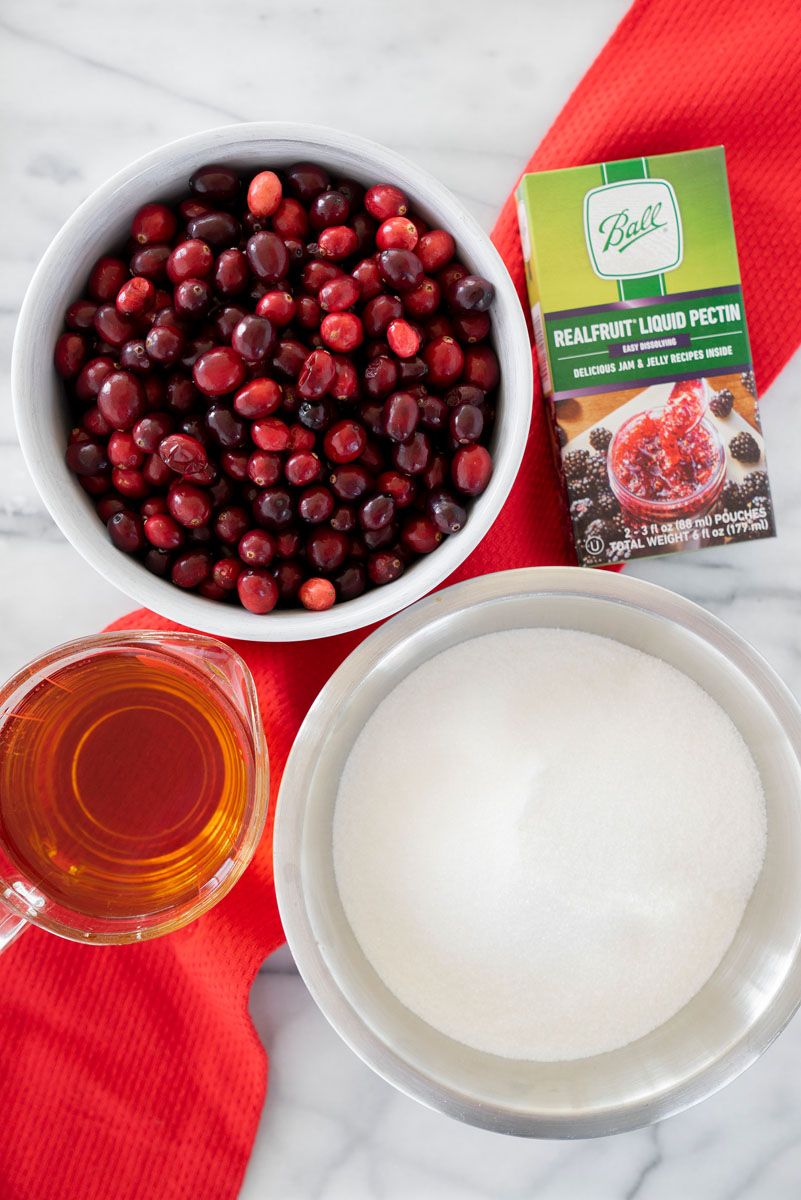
(3, 1, 801, 1196)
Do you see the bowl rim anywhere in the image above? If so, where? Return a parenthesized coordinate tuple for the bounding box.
(11, 121, 532, 642)
(273, 565, 801, 1137)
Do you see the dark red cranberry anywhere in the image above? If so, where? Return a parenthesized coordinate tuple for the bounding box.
(329, 463, 371, 501)
(107, 510, 144, 552)
(145, 324, 184, 366)
(427, 489, 467, 534)
(450, 403, 484, 444)
(417, 394, 448, 432)
(171, 550, 212, 589)
(130, 243, 171, 282)
(298, 484, 335, 524)
(66, 439, 108, 476)
(332, 561, 367, 601)
(305, 528, 348, 572)
(230, 314, 277, 363)
(143, 452, 177, 488)
(205, 403, 247, 448)
(158, 433, 208, 476)
(437, 262, 469, 293)
(309, 190, 350, 231)
(238, 529, 276, 566)
(330, 504, 356, 532)
(186, 210, 241, 248)
(94, 304, 137, 348)
(357, 440, 387, 473)
(363, 355, 399, 399)
(403, 277, 440, 319)
(78, 471, 112, 496)
(214, 506, 251, 545)
(96, 496, 126, 522)
(392, 431, 430, 475)
(246, 231, 290, 282)
(376, 470, 416, 508)
(189, 164, 241, 204)
(300, 259, 342, 294)
(75, 355, 115, 401)
(119, 339, 154, 376)
(144, 548, 174, 578)
(89, 257, 129, 302)
(81, 406, 112, 437)
(423, 452, 448, 490)
(167, 239, 214, 283)
(423, 336, 464, 388)
(463, 344, 500, 392)
(212, 558, 244, 590)
(221, 449, 250, 481)
(367, 550, 405, 585)
(453, 312, 491, 343)
(97, 371, 147, 431)
(359, 493, 395, 530)
(383, 391, 419, 443)
(174, 278, 213, 318)
(214, 248, 250, 296)
(362, 294, 403, 338)
(296, 295, 321, 330)
(54, 333, 88, 379)
(252, 487, 295, 531)
(298, 398, 336, 431)
(444, 384, 484, 408)
(247, 450, 282, 488)
(271, 338, 308, 380)
(447, 275, 495, 313)
(275, 529, 302, 558)
(272, 559, 305, 601)
(285, 162, 330, 203)
(140, 496, 169, 517)
(193, 347, 246, 396)
(402, 513, 441, 554)
(377, 249, 424, 292)
(323, 420, 367, 464)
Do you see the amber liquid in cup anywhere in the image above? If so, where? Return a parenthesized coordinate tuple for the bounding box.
(0, 642, 258, 924)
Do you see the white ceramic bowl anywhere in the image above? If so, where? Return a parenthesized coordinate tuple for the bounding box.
(12, 123, 532, 641)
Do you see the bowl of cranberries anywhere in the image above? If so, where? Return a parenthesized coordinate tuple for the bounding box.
(13, 124, 532, 639)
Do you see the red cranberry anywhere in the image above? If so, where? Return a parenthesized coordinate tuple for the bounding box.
(174, 278, 213, 318)
(271, 338, 308, 380)
(319, 276, 361, 312)
(363, 294, 403, 338)
(158, 433, 208, 476)
(329, 355, 359, 402)
(402, 513, 441, 554)
(214, 248, 250, 296)
(116, 277, 155, 316)
(167, 240, 214, 283)
(238, 529, 276, 566)
(323, 420, 367, 464)
(165, 373, 200, 415)
(247, 450, 282, 488)
(450, 402, 484, 444)
(237, 568, 279, 613)
(376, 470, 416, 508)
(189, 164, 241, 204)
(214, 506, 250, 545)
(403, 278, 440, 319)
(108, 431, 144, 469)
(376, 218, 418, 251)
(301, 259, 342, 294)
(359, 493, 395, 530)
(330, 504, 356, 532)
(143, 452, 176, 488)
(287, 424, 315, 451)
(305, 529, 348, 572)
(247, 170, 283, 217)
(89, 257, 129, 302)
(329, 463, 371, 501)
(247, 231, 290, 282)
(392, 431, 431, 475)
(387, 319, 420, 358)
(54, 332, 88, 379)
(273, 197, 309, 238)
(453, 312, 491, 343)
(320, 312, 363, 353)
(452, 444, 492, 495)
(437, 262, 469, 292)
(365, 184, 408, 220)
(318, 225, 357, 260)
(132, 203, 176, 245)
(94, 304, 137, 348)
(193, 346, 246, 396)
(256, 290, 296, 326)
(296, 295, 321, 330)
(213, 558, 244, 590)
(363, 355, 398, 399)
(297, 349, 335, 400)
(351, 258, 382, 301)
(298, 577, 336, 611)
(145, 324, 185, 366)
(249, 417, 288, 453)
(463, 344, 499, 392)
(367, 550, 404, 585)
(107, 510, 144, 553)
(298, 485, 335, 524)
(82, 406, 112, 437)
(97, 371, 147, 431)
(284, 450, 321, 487)
(423, 336, 464, 387)
(75, 355, 115, 401)
(144, 513, 184, 550)
(275, 529, 302, 557)
(168, 482, 212, 527)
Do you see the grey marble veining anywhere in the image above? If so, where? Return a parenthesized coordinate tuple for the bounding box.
(3, 2, 801, 1196)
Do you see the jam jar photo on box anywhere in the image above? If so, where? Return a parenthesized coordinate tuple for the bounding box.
(555, 373, 775, 567)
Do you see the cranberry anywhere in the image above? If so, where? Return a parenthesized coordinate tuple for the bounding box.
(145, 324, 184, 366)
(318, 225, 357, 260)
(167, 240, 214, 283)
(463, 344, 499, 392)
(402, 513, 441, 554)
(65, 299, 98, 332)
(359, 493, 395, 530)
(301, 259, 342, 294)
(96, 496, 126, 522)
(297, 349, 335, 400)
(94, 304, 137, 348)
(426, 314, 454, 340)
(418, 394, 448, 432)
(238, 529, 276, 566)
(320, 312, 363, 353)
(357, 440, 387, 473)
(54, 333, 88, 379)
(453, 312, 490, 343)
(452, 444, 492, 495)
(444, 383, 484, 408)
(416, 230, 455, 273)
(247, 170, 283, 217)
(205, 403, 247, 448)
(330, 355, 359, 401)
(140, 496, 169, 517)
(387, 319, 420, 358)
(450, 403, 484, 444)
(132, 203, 176, 245)
(213, 558, 243, 590)
(437, 262, 469, 293)
(332, 562, 366, 602)
(97, 371, 146, 431)
(65, 439, 108, 476)
(158, 433, 208, 476)
(271, 338, 308, 380)
(447, 274, 495, 314)
(351, 258, 382, 301)
(247, 231, 290, 282)
(213, 506, 249, 545)
(275, 529, 302, 557)
(270, 559, 302, 601)
(392, 431, 431, 475)
(82, 406, 112, 437)
(294, 577, 333, 611)
(363, 355, 398, 399)
(367, 550, 404, 585)
(130, 244, 171, 282)
(248, 418, 287, 454)
(377, 249, 424, 292)
(107, 510, 144, 553)
(174, 278, 213, 318)
(108, 431, 144, 469)
(298, 398, 335, 431)
(246, 450, 282, 488)
(383, 391, 419, 442)
(186, 210, 241, 248)
(189, 164, 241, 204)
(230, 314, 277, 363)
(403, 278, 440, 320)
(171, 549, 212, 589)
(236, 567, 278, 613)
(212, 248, 248, 297)
(193, 346, 246, 396)
(287, 424, 315, 451)
(285, 162, 330, 203)
(118, 340, 153, 376)
(323, 420, 367, 464)
(329, 463, 371, 501)
(376, 470, 416, 508)
(253, 487, 295, 531)
(423, 336, 464, 387)
(168, 482, 212, 527)
(273, 197, 310, 239)
(296, 295, 322, 330)
(319, 276, 361, 312)
(298, 485, 335, 524)
(305, 529, 348, 572)
(427, 489, 466, 534)
(376, 218, 418, 251)
(256, 290, 296, 326)
(79, 472, 111, 496)
(89, 257, 129, 302)
(330, 504, 356, 532)
(309, 190, 350, 231)
(363, 294, 403, 338)
(144, 513, 184, 550)
(282, 450, 320, 487)
(365, 184, 408, 220)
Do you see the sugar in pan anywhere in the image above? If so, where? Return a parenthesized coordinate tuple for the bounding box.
(333, 628, 767, 1062)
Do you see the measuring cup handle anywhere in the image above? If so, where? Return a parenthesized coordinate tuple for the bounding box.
(0, 903, 27, 954)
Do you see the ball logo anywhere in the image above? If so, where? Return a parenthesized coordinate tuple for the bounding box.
(584, 179, 683, 281)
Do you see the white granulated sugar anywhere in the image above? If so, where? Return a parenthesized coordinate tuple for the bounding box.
(333, 628, 766, 1061)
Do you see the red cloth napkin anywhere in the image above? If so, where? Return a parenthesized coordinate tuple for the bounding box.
(3, 1, 801, 1196)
